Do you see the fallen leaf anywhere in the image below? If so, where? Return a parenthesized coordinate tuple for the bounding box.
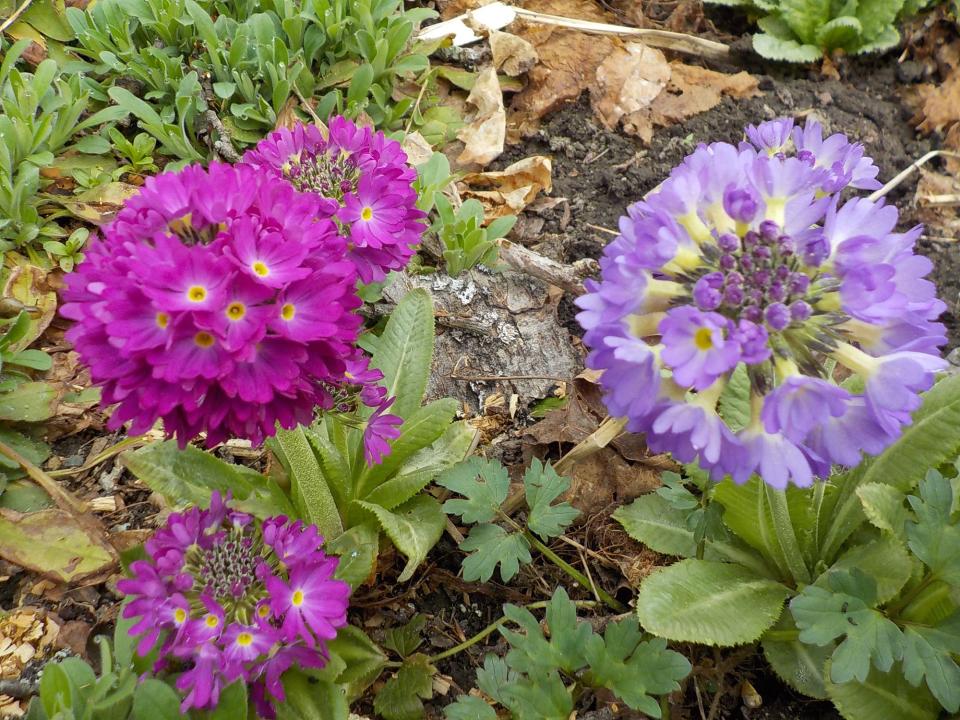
(4, 23, 46, 64)
(273, 96, 300, 131)
(914, 169, 960, 240)
(458, 155, 552, 219)
(2, 265, 58, 350)
(55, 620, 91, 656)
(489, 29, 539, 76)
(456, 66, 506, 166)
(0, 508, 118, 584)
(54, 182, 141, 224)
(591, 42, 671, 131)
(401, 131, 436, 167)
(0, 608, 59, 681)
(910, 74, 960, 135)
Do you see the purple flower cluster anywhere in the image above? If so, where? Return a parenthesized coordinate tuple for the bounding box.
(119, 494, 351, 717)
(243, 118, 427, 284)
(577, 118, 947, 489)
(62, 155, 403, 460)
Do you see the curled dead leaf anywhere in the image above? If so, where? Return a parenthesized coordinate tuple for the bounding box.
(400, 130, 436, 167)
(489, 29, 539, 76)
(458, 155, 552, 219)
(456, 66, 506, 166)
(592, 42, 671, 131)
(2, 265, 57, 350)
(55, 182, 141, 225)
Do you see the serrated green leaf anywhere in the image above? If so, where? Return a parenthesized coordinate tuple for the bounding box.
(443, 695, 497, 720)
(815, 15, 863, 50)
(459, 523, 530, 582)
(635, 560, 791, 646)
(762, 615, 830, 699)
(856, 483, 908, 539)
(499, 672, 572, 720)
(906, 470, 960, 585)
(476, 655, 518, 705)
(274, 425, 343, 540)
(524, 459, 579, 540)
(753, 32, 824, 61)
(613, 493, 697, 557)
(817, 534, 912, 605)
(373, 654, 434, 720)
(826, 662, 940, 720)
(438, 457, 510, 524)
(384, 614, 427, 658)
(327, 522, 379, 589)
(357, 494, 444, 582)
(780, 0, 831, 42)
(854, 0, 904, 41)
(276, 671, 349, 720)
(326, 626, 387, 702)
(791, 569, 903, 684)
(503, 588, 589, 675)
(902, 613, 960, 712)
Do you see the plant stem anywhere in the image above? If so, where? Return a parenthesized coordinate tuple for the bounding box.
(898, 578, 953, 625)
(0, 438, 88, 515)
(765, 485, 811, 585)
(524, 530, 628, 613)
(886, 572, 936, 618)
(553, 416, 627, 476)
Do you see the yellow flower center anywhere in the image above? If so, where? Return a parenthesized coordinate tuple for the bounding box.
(155, 312, 170, 329)
(226, 302, 246, 321)
(257, 604, 270, 619)
(360, 206, 374, 222)
(291, 589, 305, 607)
(173, 608, 187, 624)
(280, 303, 296, 321)
(252, 261, 269, 277)
(194, 331, 215, 348)
(694, 327, 714, 351)
(236, 632, 253, 647)
(187, 285, 207, 303)
(204, 614, 219, 628)
(169, 213, 193, 235)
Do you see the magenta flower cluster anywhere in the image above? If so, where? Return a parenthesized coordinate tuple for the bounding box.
(243, 117, 427, 284)
(119, 493, 351, 717)
(577, 118, 947, 489)
(62, 118, 419, 460)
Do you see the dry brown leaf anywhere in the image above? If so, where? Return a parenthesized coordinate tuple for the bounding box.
(624, 62, 760, 143)
(915, 169, 960, 239)
(489, 29, 539, 76)
(0, 608, 59, 682)
(57, 182, 141, 225)
(591, 42, 670, 130)
(508, 0, 616, 137)
(3, 265, 58, 350)
(912, 74, 960, 135)
(400, 131, 435, 168)
(273, 96, 300, 131)
(456, 66, 506, 167)
(458, 155, 552, 219)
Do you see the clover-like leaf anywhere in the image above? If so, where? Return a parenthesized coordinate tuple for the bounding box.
(791, 568, 904, 684)
(384, 614, 427, 659)
(459, 523, 531, 582)
(907, 470, 960, 585)
(374, 655, 435, 720)
(438, 457, 510, 525)
(443, 695, 497, 720)
(503, 587, 589, 676)
(523, 459, 579, 540)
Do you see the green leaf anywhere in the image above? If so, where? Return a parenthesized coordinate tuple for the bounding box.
(791, 569, 903, 684)
(459, 523, 531, 582)
(274, 425, 343, 540)
(635, 559, 791, 646)
(209, 680, 247, 720)
(857, 483, 909, 539)
(499, 672, 572, 720)
(0, 381, 60, 422)
(132, 679, 181, 720)
(276, 671, 349, 720)
(327, 522, 379, 588)
(0, 427, 49, 481)
(780, 0, 831, 42)
(826, 662, 941, 720)
(906, 470, 960, 584)
(326, 626, 388, 702)
(753, 32, 823, 61)
(902, 613, 960, 712)
(613, 493, 697, 557)
(503, 588, 591, 675)
(439, 457, 510, 524)
(39, 662, 79, 718)
(718, 363, 751, 431)
(120, 441, 293, 519)
(444, 695, 497, 720)
(373, 654, 434, 720)
(818, 534, 912, 605)
(762, 615, 830, 699)
(384, 614, 427, 658)
(0, 479, 54, 511)
(816, 15, 863, 50)
(714, 477, 791, 578)
(524, 459, 579, 540)
(356, 494, 445, 582)
(370, 286, 434, 422)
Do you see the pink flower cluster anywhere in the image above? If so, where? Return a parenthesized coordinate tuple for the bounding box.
(119, 494, 351, 717)
(62, 118, 422, 459)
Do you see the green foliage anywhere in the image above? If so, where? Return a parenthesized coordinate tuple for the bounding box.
(445, 588, 690, 720)
(434, 195, 516, 276)
(708, 0, 918, 60)
(374, 655, 435, 720)
(438, 457, 579, 582)
(65, 0, 438, 158)
(620, 376, 960, 720)
(0, 311, 57, 487)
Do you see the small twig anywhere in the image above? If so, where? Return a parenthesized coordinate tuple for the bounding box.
(0, 0, 33, 34)
(706, 649, 725, 720)
(0, 678, 37, 700)
(868, 150, 960, 202)
(293, 86, 327, 133)
(449, 371, 570, 382)
(693, 675, 707, 720)
(919, 193, 960, 207)
(497, 239, 595, 295)
(200, 77, 241, 162)
(0, 439, 88, 516)
(47, 434, 149, 479)
(577, 545, 603, 606)
(553, 416, 627, 476)
(404, 68, 435, 136)
(585, 223, 619, 236)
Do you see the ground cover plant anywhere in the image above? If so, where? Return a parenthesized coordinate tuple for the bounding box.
(2, 0, 960, 719)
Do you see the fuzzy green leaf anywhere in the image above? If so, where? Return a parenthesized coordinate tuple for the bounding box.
(460, 523, 531, 582)
(826, 662, 941, 720)
(902, 613, 960, 712)
(780, 0, 831, 43)
(274, 425, 343, 541)
(907, 470, 960, 584)
(718, 363, 751, 431)
(613, 493, 697, 557)
(636, 559, 791, 646)
(326, 522, 379, 589)
(524, 459, 579, 540)
(443, 696, 497, 720)
(438, 457, 510, 524)
(762, 615, 830, 699)
(817, 534, 913, 605)
(857, 483, 909, 539)
(374, 655, 434, 720)
(356, 495, 445, 582)
(791, 569, 903, 684)
(815, 16, 863, 50)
